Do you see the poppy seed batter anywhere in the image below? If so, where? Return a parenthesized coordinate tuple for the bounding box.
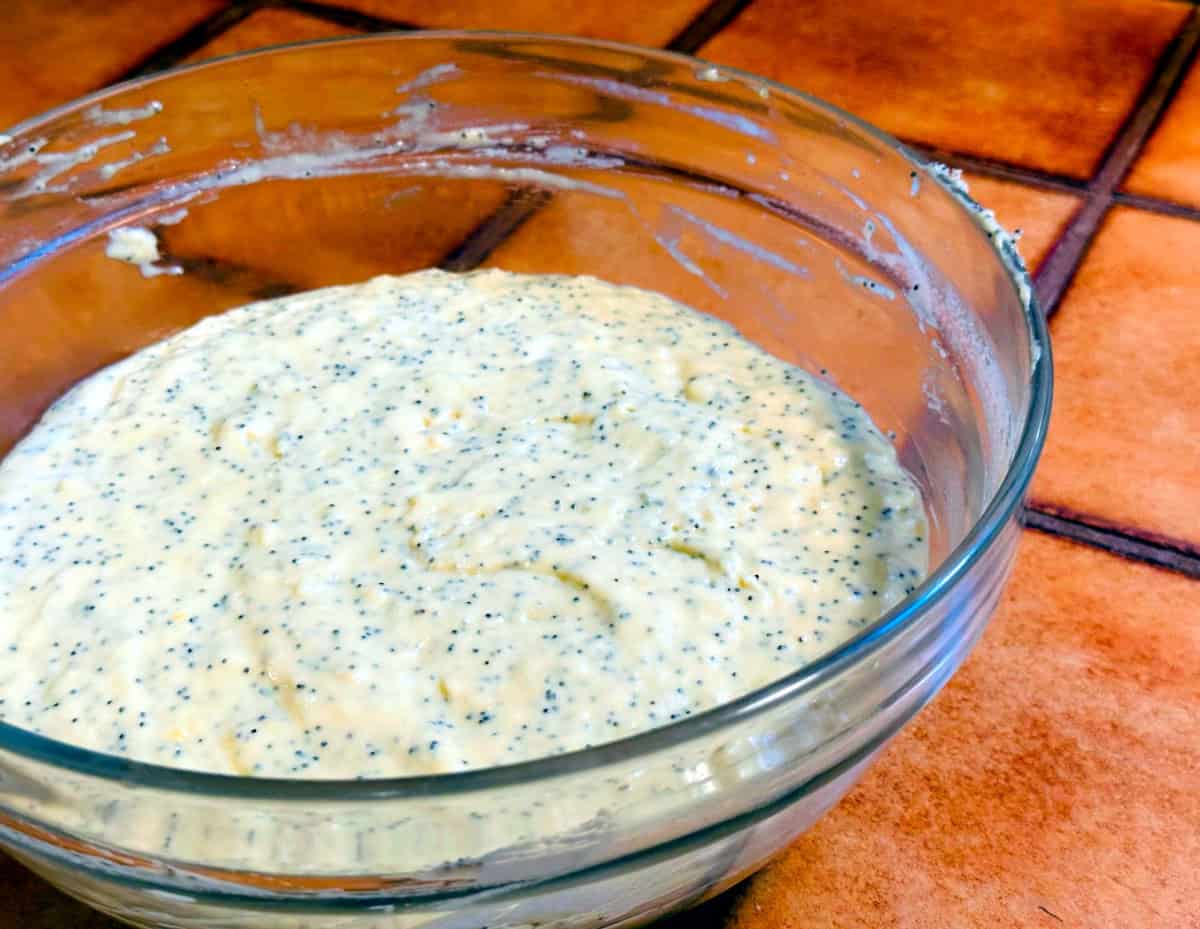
(0, 270, 926, 778)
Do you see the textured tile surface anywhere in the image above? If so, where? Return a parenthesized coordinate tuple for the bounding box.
(184, 7, 359, 63)
(2, 3, 1199, 928)
(0, 0, 225, 130)
(1031, 206, 1200, 549)
(1124, 58, 1200, 208)
(725, 531, 1200, 929)
(330, 0, 713, 46)
(701, 0, 1188, 178)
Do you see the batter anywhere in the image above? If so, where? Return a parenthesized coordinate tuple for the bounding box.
(0, 270, 926, 778)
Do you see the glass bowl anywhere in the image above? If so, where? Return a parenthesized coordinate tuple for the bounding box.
(0, 32, 1050, 929)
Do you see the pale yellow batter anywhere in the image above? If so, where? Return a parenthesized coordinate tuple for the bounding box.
(0, 270, 926, 778)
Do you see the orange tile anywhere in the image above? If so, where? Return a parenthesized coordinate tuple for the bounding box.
(332, 0, 713, 47)
(701, 0, 1188, 179)
(1124, 59, 1200, 209)
(960, 173, 1079, 272)
(184, 8, 359, 64)
(1031, 206, 1200, 550)
(728, 531, 1200, 929)
(0, 0, 224, 131)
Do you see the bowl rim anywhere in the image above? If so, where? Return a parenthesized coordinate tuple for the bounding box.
(0, 30, 1052, 801)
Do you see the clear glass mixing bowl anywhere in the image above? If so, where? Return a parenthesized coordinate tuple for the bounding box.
(0, 33, 1050, 929)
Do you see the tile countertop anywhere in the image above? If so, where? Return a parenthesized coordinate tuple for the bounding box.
(2, 1, 1199, 927)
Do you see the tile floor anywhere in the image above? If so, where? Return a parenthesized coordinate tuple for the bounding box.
(1, 1, 1198, 927)
(700, 0, 1189, 178)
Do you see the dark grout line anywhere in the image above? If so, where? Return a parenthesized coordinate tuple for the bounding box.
(900, 141, 1088, 196)
(172, 254, 303, 300)
(1113, 190, 1200, 222)
(1029, 196, 1096, 313)
(1032, 8, 1200, 317)
(1023, 507, 1200, 579)
(666, 0, 755, 54)
(1028, 501, 1200, 560)
(272, 0, 418, 32)
(114, 0, 266, 80)
(438, 189, 551, 271)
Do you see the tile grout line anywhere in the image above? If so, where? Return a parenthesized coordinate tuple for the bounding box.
(909, 147, 1200, 227)
(114, 0, 267, 81)
(270, 0, 418, 32)
(665, 0, 755, 54)
(438, 189, 552, 272)
(908, 142, 1200, 225)
(1028, 501, 1200, 560)
(1112, 189, 1200, 221)
(1032, 7, 1200, 317)
(1023, 508, 1200, 579)
(900, 141, 1088, 196)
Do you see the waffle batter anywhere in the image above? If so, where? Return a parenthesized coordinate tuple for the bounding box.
(0, 270, 926, 777)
